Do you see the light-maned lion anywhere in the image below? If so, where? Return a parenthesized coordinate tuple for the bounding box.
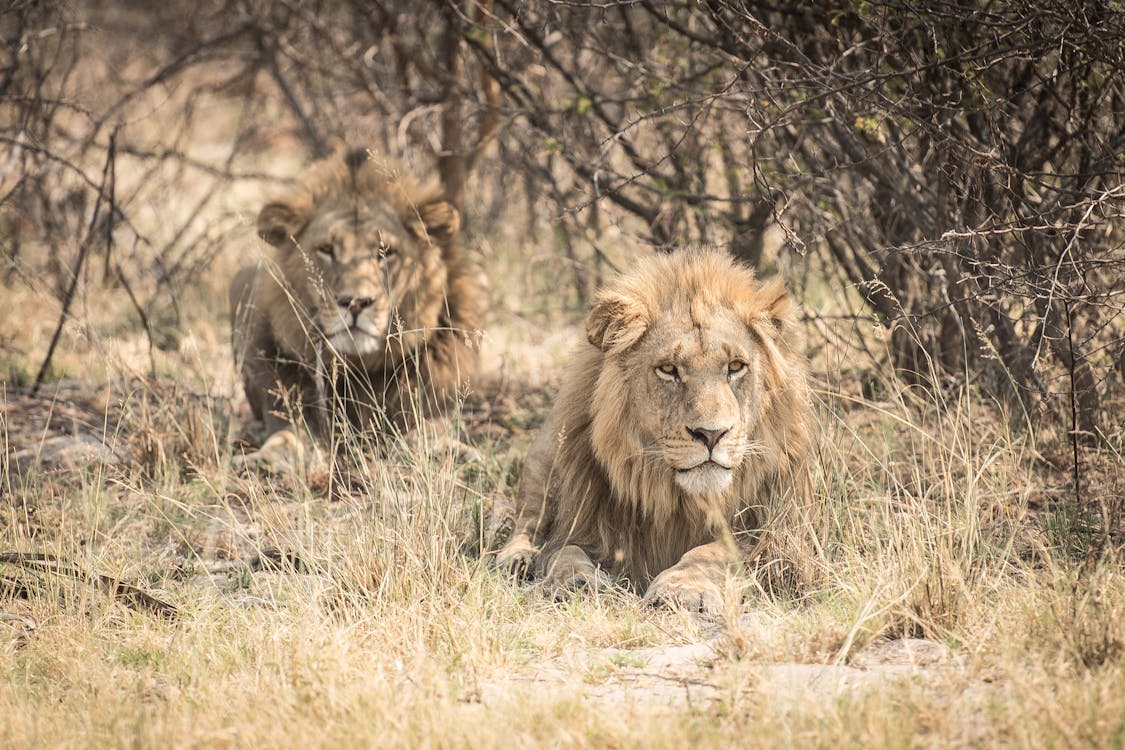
(230, 148, 486, 468)
(493, 248, 816, 612)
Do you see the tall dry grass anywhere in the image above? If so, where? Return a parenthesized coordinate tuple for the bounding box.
(1, 256, 1123, 747)
(3, 4, 1122, 743)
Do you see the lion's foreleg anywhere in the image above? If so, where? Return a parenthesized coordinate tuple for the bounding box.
(488, 412, 560, 566)
(642, 540, 737, 614)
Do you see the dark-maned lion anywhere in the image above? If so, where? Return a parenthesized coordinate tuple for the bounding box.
(230, 148, 486, 469)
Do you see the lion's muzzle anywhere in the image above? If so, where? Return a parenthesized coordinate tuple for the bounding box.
(321, 295, 390, 357)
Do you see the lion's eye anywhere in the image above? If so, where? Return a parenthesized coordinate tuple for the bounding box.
(377, 243, 398, 260)
(728, 360, 747, 378)
(313, 242, 335, 259)
(655, 363, 679, 381)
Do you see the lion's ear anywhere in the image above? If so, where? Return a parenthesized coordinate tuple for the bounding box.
(409, 200, 461, 244)
(257, 202, 304, 247)
(764, 280, 794, 333)
(585, 293, 650, 352)
(742, 279, 793, 340)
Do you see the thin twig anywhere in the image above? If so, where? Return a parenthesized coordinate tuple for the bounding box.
(33, 128, 117, 394)
(0, 552, 178, 620)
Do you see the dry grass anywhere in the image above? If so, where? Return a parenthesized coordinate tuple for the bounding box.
(1, 243, 1124, 749)
(2, 50, 1123, 741)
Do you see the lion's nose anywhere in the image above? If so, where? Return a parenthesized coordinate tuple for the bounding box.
(686, 426, 729, 451)
(337, 295, 375, 315)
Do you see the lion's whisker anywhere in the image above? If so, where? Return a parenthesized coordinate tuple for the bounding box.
(738, 440, 767, 458)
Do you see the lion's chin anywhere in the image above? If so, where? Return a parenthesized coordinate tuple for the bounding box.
(327, 330, 384, 358)
(673, 463, 734, 495)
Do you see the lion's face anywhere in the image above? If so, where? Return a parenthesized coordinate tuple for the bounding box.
(585, 251, 794, 501)
(618, 306, 763, 495)
(291, 202, 440, 361)
(256, 152, 459, 366)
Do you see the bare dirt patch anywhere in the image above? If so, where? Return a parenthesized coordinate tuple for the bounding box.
(481, 633, 958, 711)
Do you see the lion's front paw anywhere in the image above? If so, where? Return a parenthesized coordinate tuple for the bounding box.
(232, 429, 306, 476)
(491, 533, 538, 578)
(543, 544, 613, 597)
(545, 565, 614, 597)
(643, 567, 725, 614)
